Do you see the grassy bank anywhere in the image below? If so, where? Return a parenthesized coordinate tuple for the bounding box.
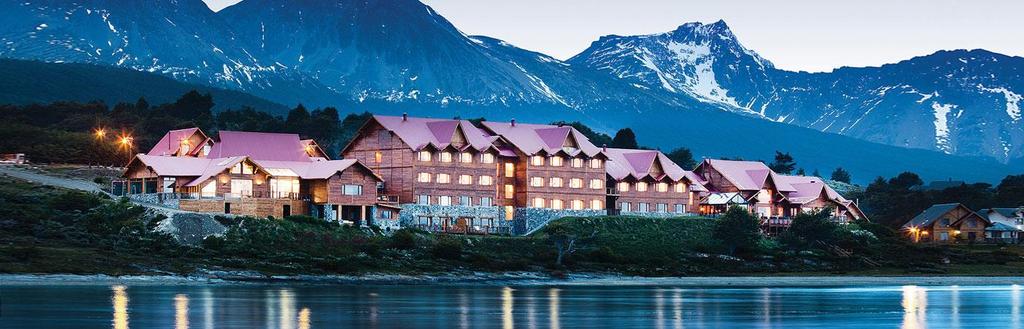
(1, 176, 1023, 277)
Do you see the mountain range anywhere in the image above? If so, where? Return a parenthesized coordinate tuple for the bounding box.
(0, 0, 1020, 183)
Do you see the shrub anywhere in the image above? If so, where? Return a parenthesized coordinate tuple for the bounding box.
(431, 236, 463, 260)
(783, 209, 839, 248)
(389, 228, 417, 250)
(711, 206, 763, 255)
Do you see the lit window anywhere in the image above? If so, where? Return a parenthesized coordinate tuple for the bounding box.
(657, 182, 669, 192)
(418, 151, 432, 162)
(571, 200, 584, 210)
(591, 200, 603, 210)
(571, 158, 584, 168)
(231, 162, 254, 175)
(569, 178, 583, 189)
(532, 198, 545, 208)
(342, 185, 363, 196)
(479, 175, 494, 186)
(636, 182, 648, 192)
(531, 156, 544, 166)
(440, 152, 453, 163)
(551, 199, 564, 210)
(530, 177, 544, 187)
(549, 177, 563, 187)
(202, 144, 211, 156)
(459, 174, 473, 185)
(374, 151, 383, 163)
(505, 163, 515, 177)
(675, 183, 685, 193)
(437, 173, 451, 184)
(550, 156, 563, 167)
(589, 159, 603, 169)
(417, 172, 431, 183)
(618, 182, 630, 192)
(481, 153, 495, 164)
(438, 196, 452, 206)
(460, 152, 473, 163)
(590, 179, 603, 189)
(504, 184, 514, 199)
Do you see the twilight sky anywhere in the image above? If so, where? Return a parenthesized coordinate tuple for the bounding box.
(203, 0, 1024, 72)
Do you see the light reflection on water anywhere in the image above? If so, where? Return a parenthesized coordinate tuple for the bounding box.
(1, 284, 1022, 328)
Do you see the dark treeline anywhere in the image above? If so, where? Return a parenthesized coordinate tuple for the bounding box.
(852, 172, 1024, 229)
(0, 90, 371, 164)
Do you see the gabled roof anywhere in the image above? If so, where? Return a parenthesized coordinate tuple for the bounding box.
(986, 222, 1020, 232)
(147, 128, 207, 156)
(902, 203, 988, 229)
(127, 154, 232, 177)
(776, 175, 844, 204)
(702, 192, 748, 205)
(184, 157, 255, 187)
(370, 115, 494, 152)
(253, 159, 382, 181)
(300, 139, 330, 160)
(603, 148, 706, 191)
(981, 208, 1024, 218)
(698, 159, 795, 192)
(481, 121, 603, 158)
(208, 131, 312, 162)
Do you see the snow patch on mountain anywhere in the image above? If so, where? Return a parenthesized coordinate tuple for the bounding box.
(931, 102, 957, 154)
(978, 85, 1022, 122)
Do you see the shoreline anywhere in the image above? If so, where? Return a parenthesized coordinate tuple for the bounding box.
(4, 273, 1024, 287)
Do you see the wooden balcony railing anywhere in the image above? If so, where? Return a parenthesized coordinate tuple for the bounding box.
(377, 195, 400, 204)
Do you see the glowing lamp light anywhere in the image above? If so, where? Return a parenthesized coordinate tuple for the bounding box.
(94, 128, 107, 139)
(921, 231, 929, 235)
(953, 230, 961, 235)
(118, 134, 133, 147)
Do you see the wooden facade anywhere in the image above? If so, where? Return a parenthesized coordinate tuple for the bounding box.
(905, 203, 991, 244)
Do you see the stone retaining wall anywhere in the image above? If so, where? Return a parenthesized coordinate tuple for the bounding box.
(512, 208, 607, 235)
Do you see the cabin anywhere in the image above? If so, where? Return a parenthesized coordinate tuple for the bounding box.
(979, 207, 1024, 243)
(118, 129, 384, 225)
(341, 115, 506, 233)
(693, 159, 796, 218)
(902, 203, 990, 244)
(774, 174, 867, 221)
(603, 148, 706, 216)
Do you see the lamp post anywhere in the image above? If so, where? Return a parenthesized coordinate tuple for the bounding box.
(118, 133, 134, 167)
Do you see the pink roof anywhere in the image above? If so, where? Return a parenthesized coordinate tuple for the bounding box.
(481, 121, 603, 157)
(128, 154, 249, 187)
(253, 159, 382, 181)
(372, 115, 494, 152)
(208, 131, 312, 162)
(147, 128, 202, 156)
(604, 148, 708, 192)
(776, 175, 845, 204)
(700, 159, 796, 192)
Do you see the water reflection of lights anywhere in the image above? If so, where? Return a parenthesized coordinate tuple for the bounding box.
(549, 288, 561, 329)
(175, 294, 190, 329)
(298, 307, 311, 329)
(280, 289, 296, 329)
(459, 292, 470, 329)
(654, 289, 665, 329)
(1013, 284, 1021, 329)
(901, 285, 928, 329)
(950, 285, 960, 329)
(502, 287, 514, 329)
(672, 289, 683, 329)
(202, 289, 214, 329)
(112, 285, 129, 329)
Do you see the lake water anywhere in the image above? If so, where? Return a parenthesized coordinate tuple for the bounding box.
(1, 283, 1021, 328)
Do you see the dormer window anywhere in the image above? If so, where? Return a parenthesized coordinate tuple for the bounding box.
(440, 152, 453, 163)
(201, 144, 211, 157)
(460, 152, 473, 163)
(550, 156, 564, 167)
(571, 158, 584, 168)
(418, 151, 432, 162)
(589, 159, 603, 169)
(481, 153, 495, 164)
(531, 156, 544, 166)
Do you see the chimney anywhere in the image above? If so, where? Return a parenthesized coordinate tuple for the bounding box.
(402, 113, 408, 121)
(602, 143, 607, 152)
(510, 119, 516, 127)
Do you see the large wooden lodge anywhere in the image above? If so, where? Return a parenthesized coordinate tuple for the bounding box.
(116, 114, 866, 234)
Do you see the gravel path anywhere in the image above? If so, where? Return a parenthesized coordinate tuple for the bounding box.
(0, 164, 106, 194)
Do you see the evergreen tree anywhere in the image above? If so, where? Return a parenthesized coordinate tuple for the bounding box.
(550, 121, 612, 147)
(796, 168, 806, 176)
(996, 175, 1024, 207)
(712, 206, 763, 255)
(610, 128, 639, 149)
(768, 151, 796, 174)
(830, 167, 852, 183)
(666, 147, 697, 169)
(285, 104, 311, 133)
(812, 169, 821, 177)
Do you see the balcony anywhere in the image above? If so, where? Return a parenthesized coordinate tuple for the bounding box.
(377, 194, 400, 204)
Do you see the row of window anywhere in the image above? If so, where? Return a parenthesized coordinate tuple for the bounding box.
(530, 156, 602, 169)
(530, 177, 603, 189)
(530, 198, 603, 210)
(620, 202, 687, 214)
(417, 173, 495, 185)
(617, 181, 687, 193)
(417, 195, 495, 207)
(416, 151, 496, 164)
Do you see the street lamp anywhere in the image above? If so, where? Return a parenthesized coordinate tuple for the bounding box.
(94, 128, 107, 139)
